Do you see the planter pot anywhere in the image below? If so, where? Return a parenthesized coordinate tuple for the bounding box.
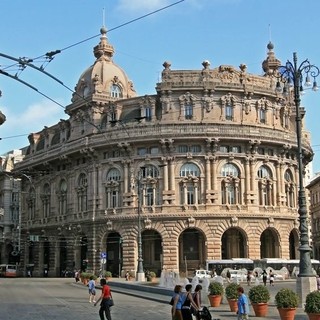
(252, 303, 268, 317)
(277, 307, 297, 320)
(307, 313, 320, 320)
(208, 295, 222, 307)
(227, 299, 238, 312)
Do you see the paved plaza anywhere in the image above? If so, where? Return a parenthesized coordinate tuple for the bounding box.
(108, 277, 310, 320)
(0, 276, 313, 319)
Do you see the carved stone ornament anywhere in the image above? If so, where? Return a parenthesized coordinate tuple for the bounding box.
(107, 220, 113, 231)
(144, 218, 152, 229)
(231, 216, 238, 227)
(188, 216, 195, 228)
(268, 217, 274, 227)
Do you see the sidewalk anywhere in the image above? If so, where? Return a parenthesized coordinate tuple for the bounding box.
(104, 277, 309, 320)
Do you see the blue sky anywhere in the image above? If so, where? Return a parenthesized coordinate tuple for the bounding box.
(1, 0, 320, 175)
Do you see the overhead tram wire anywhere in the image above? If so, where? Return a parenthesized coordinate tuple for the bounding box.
(0, 1, 186, 137)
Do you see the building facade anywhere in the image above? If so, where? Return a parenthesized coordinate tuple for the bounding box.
(0, 149, 25, 265)
(13, 28, 312, 277)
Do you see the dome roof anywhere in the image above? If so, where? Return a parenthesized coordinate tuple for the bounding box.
(72, 27, 136, 102)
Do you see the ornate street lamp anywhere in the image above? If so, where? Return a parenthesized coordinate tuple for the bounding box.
(276, 52, 319, 301)
(136, 167, 145, 281)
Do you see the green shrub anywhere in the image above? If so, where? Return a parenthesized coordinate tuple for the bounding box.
(248, 285, 270, 304)
(225, 282, 240, 300)
(102, 270, 112, 278)
(208, 281, 224, 296)
(275, 288, 299, 308)
(305, 290, 320, 313)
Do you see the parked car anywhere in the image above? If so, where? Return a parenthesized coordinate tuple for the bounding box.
(194, 269, 212, 278)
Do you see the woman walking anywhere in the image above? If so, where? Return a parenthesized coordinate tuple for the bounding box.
(88, 275, 96, 303)
(192, 284, 202, 320)
(181, 284, 199, 320)
(171, 285, 183, 320)
(94, 278, 113, 320)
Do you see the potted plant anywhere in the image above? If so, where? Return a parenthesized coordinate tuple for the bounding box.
(102, 270, 112, 279)
(248, 284, 270, 317)
(305, 290, 320, 320)
(225, 282, 240, 312)
(275, 288, 299, 320)
(208, 281, 224, 307)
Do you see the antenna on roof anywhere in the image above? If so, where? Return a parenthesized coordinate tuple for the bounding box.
(268, 23, 272, 42)
(103, 7, 106, 28)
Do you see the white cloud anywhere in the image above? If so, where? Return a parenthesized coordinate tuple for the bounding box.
(0, 99, 67, 152)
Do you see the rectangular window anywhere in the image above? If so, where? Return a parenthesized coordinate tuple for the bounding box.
(260, 109, 266, 123)
(145, 107, 152, 121)
(230, 146, 241, 153)
(225, 105, 233, 120)
(150, 147, 159, 154)
(178, 145, 188, 153)
(137, 148, 147, 155)
(219, 146, 229, 153)
(190, 145, 201, 153)
(185, 105, 193, 119)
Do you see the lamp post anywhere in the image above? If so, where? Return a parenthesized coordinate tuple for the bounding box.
(276, 52, 319, 301)
(136, 168, 145, 281)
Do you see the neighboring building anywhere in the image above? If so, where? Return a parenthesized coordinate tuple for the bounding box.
(0, 149, 25, 265)
(307, 173, 320, 259)
(13, 28, 313, 277)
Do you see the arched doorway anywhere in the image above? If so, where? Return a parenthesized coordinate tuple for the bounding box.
(289, 229, 299, 259)
(80, 236, 88, 271)
(59, 237, 67, 276)
(43, 240, 50, 276)
(106, 232, 122, 277)
(142, 230, 162, 275)
(178, 228, 206, 273)
(260, 228, 280, 258)
(221, 228, 246, 259)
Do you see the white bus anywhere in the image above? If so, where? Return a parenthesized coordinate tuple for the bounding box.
(0, 264, 18, 277)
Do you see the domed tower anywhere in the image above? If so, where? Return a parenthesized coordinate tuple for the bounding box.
(72, 26, 136, 102)
(66, 26, 137, 139)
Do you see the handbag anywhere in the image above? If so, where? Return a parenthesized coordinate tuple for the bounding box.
(103, 298, 114, 307)
(107, 298, 114, 307)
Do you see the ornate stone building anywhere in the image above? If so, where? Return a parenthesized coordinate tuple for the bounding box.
(13, 27, 312, 277)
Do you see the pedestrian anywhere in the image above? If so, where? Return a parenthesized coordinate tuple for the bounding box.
(269, 270, 274, 286)
(226, 270, 231, 283)
(125, 271, 130, 281)
(237, 286, 249, 320)
(317, 274, 320, 290)
(75, 270, 80, 282)
(192, 284, 202, 320)
(88, 275, 96, 303)
(181, 284, 199, 320)
(262, 270, 267, 286)
(94, 278, 113, 320)
(171, 284, 183, 320)
(246, 271, 251, 286)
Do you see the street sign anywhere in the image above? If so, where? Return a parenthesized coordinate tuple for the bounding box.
(101, 252, 107, 259)
(101, 258, 106, 264)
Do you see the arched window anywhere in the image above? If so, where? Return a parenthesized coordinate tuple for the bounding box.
(285, 169, 295, 208)
(180, 163, 200, 205)
(77, 173, 88, 212)
(257, 165, 273, 206)
(139, 165, 160, 206)
(220, 163, 241, 205)
(27, 187, 36, 221)
(41, 183, 51, 219)
(106, 168, 121, 208)
(58, 179, 67, 215)
(110, 84, 122, 98)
